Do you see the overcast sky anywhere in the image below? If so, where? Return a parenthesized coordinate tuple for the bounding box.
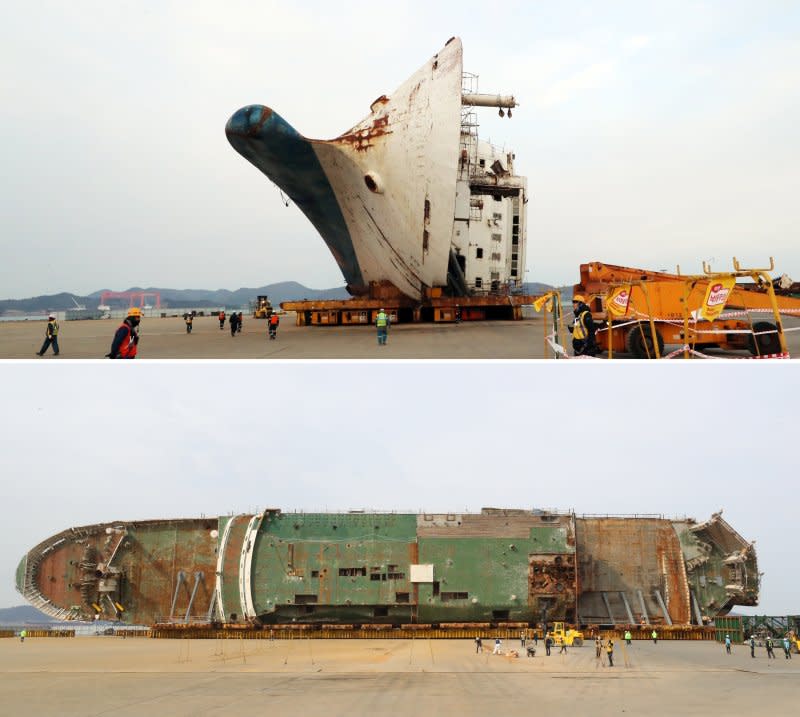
(1, 362, 796, 614)
(2, 1, 798, 299)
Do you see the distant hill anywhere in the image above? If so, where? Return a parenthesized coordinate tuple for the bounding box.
(522, 282, 554, 295)
(1, 281, 568, 315)
(0, 604, 54, 625)
(0, 282, 351, 314)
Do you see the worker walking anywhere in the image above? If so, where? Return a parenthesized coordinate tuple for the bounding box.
(36, 314, 60, 356)
(492, 638, 502, 655)
(652, 629, 658, 644)
(725, 634, 732, 654)
(783, 636, 792, 659)
(595, 637, 602, 659)
(520, 630, 526, 647)
(237, 312, 244, 333)
(229, 311, 239, 336)
(750, 635, 756, 658)
(545, 634, 552, 656)
(19, 629, 26, 643)
(184, 312, 193, 334)
(606, 638, 614, 667)
(559, 638, 568, 655)
(268, 312, 280, 340)
(766, 636, 775, 659)
(375, 308, 389, 345)
(218, 310, 226, 329)
(568, 295, 597, 356)
(625, 630, 632, 646)
(475, 636, 482, 653)
(107, 307, 142, 358)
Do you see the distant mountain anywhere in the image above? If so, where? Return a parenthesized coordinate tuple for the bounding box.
(1, 281, 568, 315)
(521, 282, 554, 295)
(0, 282, 351, 314)
(0, 604, 55, 625)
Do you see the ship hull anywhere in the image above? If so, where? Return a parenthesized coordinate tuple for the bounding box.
(225, 39, 464, 300)
(17, 509, 757, 627)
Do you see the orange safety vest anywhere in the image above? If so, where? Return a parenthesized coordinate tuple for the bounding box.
(269, 314, 279, 325)
(117, 324, 138, 358)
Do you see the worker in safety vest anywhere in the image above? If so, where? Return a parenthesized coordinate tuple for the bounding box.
(184, 312, 193, 334)
(36, 314, 60, 356)
(218, 310, 226, 330)
(568, 294, 596, 357)
(268, 312, 280, 339)
(107, 307, 142, 358)
(606, 638, 614, 667)
(375, 308, 389, 345)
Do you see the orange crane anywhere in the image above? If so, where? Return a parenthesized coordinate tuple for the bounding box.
(573, 259, 800, 358)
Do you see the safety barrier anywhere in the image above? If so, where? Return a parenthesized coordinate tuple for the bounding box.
(114, 629, 152, 638)
(589, 626, 714, 641)
(148, 623, 715, 641)
(9, 629, 76, 638)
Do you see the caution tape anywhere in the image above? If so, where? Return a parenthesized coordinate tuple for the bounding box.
(663, 346, 791, 360)
(545, 334, 600, 359)
(595, 309, 800, 338)
(739, 351, 791, 360)
(718, 308, 800, 319)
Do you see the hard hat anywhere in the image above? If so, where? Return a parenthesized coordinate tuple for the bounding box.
(127, 307, 143, 318)
(572, 294, 585, 303)
(48, 314, 55, 319)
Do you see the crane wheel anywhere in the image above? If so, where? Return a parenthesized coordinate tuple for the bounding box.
(625, 323, 664, 359)
(748, 321, 781, 355)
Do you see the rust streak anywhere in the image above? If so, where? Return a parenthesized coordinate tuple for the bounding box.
(248, 107, 273, 137)
(334, 116, 393, 152)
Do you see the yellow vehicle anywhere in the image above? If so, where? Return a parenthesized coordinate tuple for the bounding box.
(253, 295, 273, 319)
(573, 259, 800, 357)
(551, 621, 584, 647)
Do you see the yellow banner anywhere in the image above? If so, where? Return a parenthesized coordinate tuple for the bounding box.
(533, 293, 553, 313)
(699, 276, 736, 321)
(605, 286, 632, 317)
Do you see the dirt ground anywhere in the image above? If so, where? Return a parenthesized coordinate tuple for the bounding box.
(0, 637, 796, 716)
(3, 314, 799, 360)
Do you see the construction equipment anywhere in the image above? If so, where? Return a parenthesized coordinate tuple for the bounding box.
(253, 296, 273, 319)
(550, 621, 584, 646)
(573, 260, 800, 358)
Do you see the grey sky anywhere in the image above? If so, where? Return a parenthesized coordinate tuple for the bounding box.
(2, 1, 798, 299)
(1, 361, 796, 614)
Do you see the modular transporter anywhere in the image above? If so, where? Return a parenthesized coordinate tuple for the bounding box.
(17, 509, 758, 628)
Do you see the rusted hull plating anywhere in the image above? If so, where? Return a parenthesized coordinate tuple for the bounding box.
(17, 510, 758, 627)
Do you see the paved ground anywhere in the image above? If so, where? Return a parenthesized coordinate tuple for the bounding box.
(0, 637, 796, 716)
(3, 314, 800, 360)
(2, 315, 551, 360)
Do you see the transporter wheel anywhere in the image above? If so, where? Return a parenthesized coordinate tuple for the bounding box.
(572, 637, 583, 647)
(747, 321, 781, 355)
(625, 323, 664, 358)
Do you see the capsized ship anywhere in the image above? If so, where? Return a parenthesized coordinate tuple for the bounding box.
(17, 509, 758, 627)
(225, 37, 526, 301)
